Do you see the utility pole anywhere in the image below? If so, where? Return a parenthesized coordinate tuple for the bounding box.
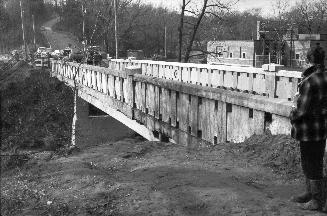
(20, 0, 28, 59)
(290, 27, 293, 68)
(82, 4, 86, 52)
(32, 14, 36, 51)
(164, 26, 167, 58)
(114, 0, 118, 59)
(59, 0, 63, 22)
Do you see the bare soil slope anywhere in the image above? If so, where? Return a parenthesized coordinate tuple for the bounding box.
(2, 135, 326, 216)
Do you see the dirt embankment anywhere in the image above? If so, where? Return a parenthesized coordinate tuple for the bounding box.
(1, 64, 73, 168)
(2, 130, 327, 216)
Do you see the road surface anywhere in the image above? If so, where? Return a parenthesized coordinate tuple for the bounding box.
(42, 17, 82, 51)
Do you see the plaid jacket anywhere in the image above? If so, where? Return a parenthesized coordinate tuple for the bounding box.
(290, 65, 327, 141)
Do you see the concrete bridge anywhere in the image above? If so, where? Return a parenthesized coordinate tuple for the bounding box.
(51, 60, 295, 147)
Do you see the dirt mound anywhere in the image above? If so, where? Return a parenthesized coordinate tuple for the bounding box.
(228, 133, 302, 178)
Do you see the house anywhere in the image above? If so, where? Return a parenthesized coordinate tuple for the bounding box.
(207, 22, 327, 68)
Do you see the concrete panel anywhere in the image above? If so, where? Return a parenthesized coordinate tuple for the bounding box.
(237, 72, 250, 91)
(141, 63, 147, 75)
(190, 96, 199, 138)
(223, 71, 234, 89)
(146, 84, 155, 116)
(134, 81, 142, 110)
(226, 105, 264, 143)
(177, 93, 190, 132)
(276, 76, 293, 100)
(161, 88, 170, 123)
(153, 64, 159, 77)
(170, 91, 177, 127)
(190, 67, 197, 84)
(158, 65, 165, 78)
(199, 68, 209, 86)
(146, 64, 152, 76)
(172, 66, 182, 82)
(265, 74, 276, 98)
(227, 105, 250, 142)
(108, 75, 115, 97)
(268, 114, 292, 135)
(252, 110, 265, 135)
(252, 74, 266, 94)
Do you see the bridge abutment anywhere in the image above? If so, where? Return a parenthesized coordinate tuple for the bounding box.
(75, 96, 134, 148)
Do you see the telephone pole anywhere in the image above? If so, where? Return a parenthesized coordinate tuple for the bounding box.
(164, 26, 167, 58)
(20, 0, 28, 59)
(114, 0, 118, 59)
(82, 4, 86, 52)
(32, 14, 36, 51)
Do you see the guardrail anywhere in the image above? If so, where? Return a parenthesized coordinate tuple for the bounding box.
(108, 59, 302, 101)
(52, 60, 293, 146)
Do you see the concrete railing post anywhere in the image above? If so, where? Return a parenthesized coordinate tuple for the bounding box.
(265, 73, 276, 98)
(125, 66, 142, 118)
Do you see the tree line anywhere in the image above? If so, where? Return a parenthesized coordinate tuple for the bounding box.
(0, 0, 326, 61)
(0, 0, 53, 51)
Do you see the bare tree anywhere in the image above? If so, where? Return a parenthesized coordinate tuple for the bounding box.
(291, 0, 327, 34)
(178, 0, 233, 62)
(178, 0, 187, 62)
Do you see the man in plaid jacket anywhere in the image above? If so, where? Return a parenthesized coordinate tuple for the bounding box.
(290, 44, 327, 212)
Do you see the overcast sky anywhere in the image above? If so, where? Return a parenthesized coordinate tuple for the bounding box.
(145, 0, 298, 17)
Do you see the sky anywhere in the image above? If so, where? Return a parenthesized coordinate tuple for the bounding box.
(144, 0, 298, 17)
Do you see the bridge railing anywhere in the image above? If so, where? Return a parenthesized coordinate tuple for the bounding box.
(52, 60, 142, 119)
(52, 60, 293, 147)
(108, 59, 302, 101)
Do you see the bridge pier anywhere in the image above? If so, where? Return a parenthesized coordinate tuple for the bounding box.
(75, 96, 134, 148)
